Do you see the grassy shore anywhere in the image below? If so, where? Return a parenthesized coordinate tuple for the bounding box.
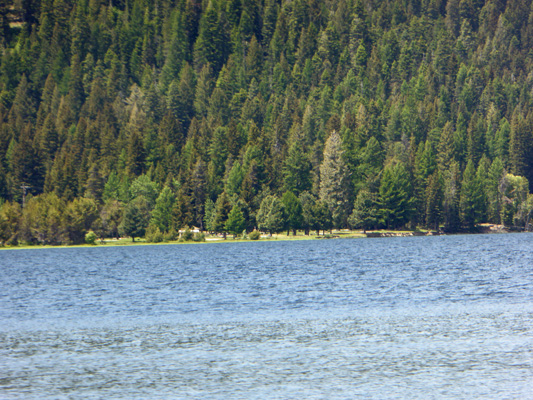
(1, 230, 372, 250)
(3, 226, 511, 250)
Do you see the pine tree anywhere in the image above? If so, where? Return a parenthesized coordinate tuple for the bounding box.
(487, 157, 504, 224)
(191, 159, 207, 229)
(120, 196, 151, 242)
(283, 140, 312, 196)
(281, 191, 303, 235)
(312, 200, 332, 234)
(319, 130, 350, 228)
(204, 198, 216, 232)
(213, 190, 232, 237)
(168, 63, 196, 131)
(150, 186, 176, 233)
(193, 3, 227, 73)
(378, 162, 413, 229)
(425, 171, 444, 231)
(509, 110, 532, 184)
(348, 189, 378, 233)
(225, 204, 245, 238)
(299, 191, 317, 235)
(257, 195, 285, 235)
(9, 124, 45, 199)
(460, 159, 481, 230)
(172, 187, 193, 230)
(127, 130, 146, 177)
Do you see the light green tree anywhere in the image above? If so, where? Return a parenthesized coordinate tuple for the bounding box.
(319, 130, 351, 228)
(204, 198, 216, 232)
(499, 173, 529, 228)
(65, 197, 99, 244)
(130, 174, 160, 209)
(150, 186, 176, 233)
(257, 195, 285, 235)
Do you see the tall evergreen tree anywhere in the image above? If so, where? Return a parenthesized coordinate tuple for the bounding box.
(281, 191, 303, 235)
(319, 130, 350, 228)
(425, 171, 444, 231)
(257, 195, 285, 235)
(378, 162, 413, 229)
(460, 159, 481, 230)
(225, 203, 246, 238)
(150, 186, 176, 233)
(120, 196, 151, 242)
(348, 189, 378, 233)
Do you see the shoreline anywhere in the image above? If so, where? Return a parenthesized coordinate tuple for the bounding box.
(0, 225, 520, 251)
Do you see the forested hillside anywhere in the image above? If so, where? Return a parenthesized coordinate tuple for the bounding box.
(1, 0, 533, 244)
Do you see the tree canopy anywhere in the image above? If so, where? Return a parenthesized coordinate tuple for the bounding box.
(2, 0, 533, 244)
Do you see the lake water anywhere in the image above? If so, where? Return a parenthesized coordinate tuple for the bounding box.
(1, 234, 532, 399)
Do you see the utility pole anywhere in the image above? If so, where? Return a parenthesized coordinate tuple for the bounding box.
(21, 184, 31, 208)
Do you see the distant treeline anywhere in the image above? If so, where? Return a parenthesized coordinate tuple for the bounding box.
(1, 0, 533, 245)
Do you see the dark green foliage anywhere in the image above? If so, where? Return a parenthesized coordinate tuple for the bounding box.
(348, 189, 378, 232)
(425, 172, 444, 231)
(299, 191, 316, 235)
(1, 0, 533, 245)
(119, 196, 151, 241)
(213, 190, 231, 235)
(460, 160, 482, 230)
(379, 162, 413, 229)
(283, 140, 312, 196)
(281, 191, 303, 235)
(312, 200, 332, 234)
(225, 204, 246, 238)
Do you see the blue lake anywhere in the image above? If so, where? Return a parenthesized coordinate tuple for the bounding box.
(1, 234, 532, 399)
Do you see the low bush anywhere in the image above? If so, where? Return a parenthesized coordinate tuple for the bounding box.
(164, 229, 178, 241)
(249, 230, 261, 240)
(85, 231, 97, 245)
(146, 226, 164, 243)
(182, 228, 193, 241)
(192, 232, 205, 242)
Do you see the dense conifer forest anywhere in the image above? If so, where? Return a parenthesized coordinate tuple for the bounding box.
(1, 0, 533, 245)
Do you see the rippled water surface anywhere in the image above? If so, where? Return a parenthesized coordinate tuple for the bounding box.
(1, 234, 532, 399)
